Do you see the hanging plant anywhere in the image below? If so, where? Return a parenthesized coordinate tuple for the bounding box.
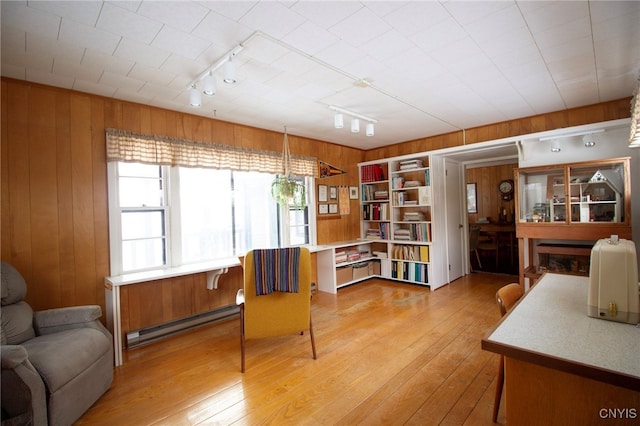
(271, 127, 307, 208)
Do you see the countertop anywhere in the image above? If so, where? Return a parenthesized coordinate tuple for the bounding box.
(482, 273, 640, 391)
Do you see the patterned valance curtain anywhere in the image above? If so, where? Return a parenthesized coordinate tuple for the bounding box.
(105, 128, 318, 177)
(630, 79, 640, 148)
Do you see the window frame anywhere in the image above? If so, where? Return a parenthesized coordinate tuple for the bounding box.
(107, 162, 316, 276)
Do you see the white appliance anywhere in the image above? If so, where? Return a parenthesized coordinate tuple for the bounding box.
(588, 236, 639, 324)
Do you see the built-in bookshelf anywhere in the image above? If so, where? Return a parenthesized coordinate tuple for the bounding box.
(358, 155, 442, 289)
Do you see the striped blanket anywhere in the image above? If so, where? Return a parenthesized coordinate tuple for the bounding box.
(253, 247, 301, 296)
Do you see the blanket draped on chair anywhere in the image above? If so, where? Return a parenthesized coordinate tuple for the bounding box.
(253, 247, 301, 295)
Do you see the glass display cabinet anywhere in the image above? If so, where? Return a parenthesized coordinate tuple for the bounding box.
(515, 157, 631, 241)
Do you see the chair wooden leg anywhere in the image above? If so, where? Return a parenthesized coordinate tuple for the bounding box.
(474, 249, 482, 269)
(309, 315, 317, 360)
(240, 306, 246, 373)
(493, 355, 504, 422)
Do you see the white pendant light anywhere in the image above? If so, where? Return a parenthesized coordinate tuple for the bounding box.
(189, 84, 201, 107)
(351, 118, 360, 133)
(366, 122, 374, 137)
(223, 57, 237, 84)
(203, 73, 216, 96)
(334, 113, 344, 129)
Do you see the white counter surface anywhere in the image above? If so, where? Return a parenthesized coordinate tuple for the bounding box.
(483, 273, 640, 390)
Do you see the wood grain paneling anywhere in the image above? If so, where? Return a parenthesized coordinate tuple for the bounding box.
(0, 78, 362, 324)
(1, 77, 631, 333)
(466, 164, 517, 224)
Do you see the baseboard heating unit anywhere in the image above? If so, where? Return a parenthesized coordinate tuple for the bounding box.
(126, 305, 240, 349)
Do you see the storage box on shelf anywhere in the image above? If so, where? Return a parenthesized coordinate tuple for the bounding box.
(316, 240, 385, 294)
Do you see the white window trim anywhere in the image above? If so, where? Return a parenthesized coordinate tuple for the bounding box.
(107, 163, 317, 277)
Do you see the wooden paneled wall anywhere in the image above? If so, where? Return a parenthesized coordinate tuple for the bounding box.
(1, 78, 361, 324)
(1, 77, 632, 336)
(466, 164, 518, 224)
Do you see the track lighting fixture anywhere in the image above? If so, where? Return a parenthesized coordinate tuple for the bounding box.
(189, 84, 201, 108)
(351, 118, 360, 133)
(186, 44, 244, 106)
(550, 140, 561, 152)
(366, 122, 375, 137)
(329, 106, 377, 137)
(583, 135, 596, 147)
(203, 72, 216, 96)
(223, 56, 237, 84)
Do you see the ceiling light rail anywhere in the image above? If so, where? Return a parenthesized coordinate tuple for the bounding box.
(186, 30, 461, 132)
(329, 106, 377, 137)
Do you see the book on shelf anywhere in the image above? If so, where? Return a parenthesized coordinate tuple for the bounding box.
(399, 159, 423, 170)
(404, 180, 421, 187)
(362, 203, 388, 221)
(418, 186, 431, 205)
(424, 168, 430, 186)
(392, 176, 405, 189)
(374, 190, 389, 200)
(391, 244, 429, 262)
(361, 164, 385, 182)
(393, 223, 432, 242)
(373, 250, 388, 259)
(403, 212, 425, 221)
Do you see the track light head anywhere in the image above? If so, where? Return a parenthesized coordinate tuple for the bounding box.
(366, 122, 374, 136)
(223, 57, 237, 84)
(203, 73, 216, 96)
(334, 113, 344, 129)
(189, 84, 201, 107)
(351, 118, 360, 133)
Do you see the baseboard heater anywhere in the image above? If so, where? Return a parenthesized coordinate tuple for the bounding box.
(126, 305, 240, 349)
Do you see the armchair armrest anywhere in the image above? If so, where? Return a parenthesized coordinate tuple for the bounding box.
(1, 345, 48, 426)
(33, 305, 102, 335)
(1, 345, 29, 369)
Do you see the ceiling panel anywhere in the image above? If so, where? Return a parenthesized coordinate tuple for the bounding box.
(1, 0, 638, 150)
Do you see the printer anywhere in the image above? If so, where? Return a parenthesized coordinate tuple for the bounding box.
(588, 236, 639, 324)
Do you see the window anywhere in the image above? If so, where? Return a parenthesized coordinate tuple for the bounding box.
(108, 162, 315, 275)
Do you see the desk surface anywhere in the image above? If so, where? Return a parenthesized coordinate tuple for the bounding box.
(476, 223, 515, 232)
(482, 273, 640, 390)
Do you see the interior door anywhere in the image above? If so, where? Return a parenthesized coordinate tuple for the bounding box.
(444, 158, 464, 282)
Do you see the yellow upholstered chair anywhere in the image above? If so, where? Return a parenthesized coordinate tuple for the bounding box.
(236, 247, 317, 372)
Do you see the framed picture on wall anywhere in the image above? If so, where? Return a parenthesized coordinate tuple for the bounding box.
(329, 186, 338, 200)
(467, 183, 477, 213)
(349, 186, 358, 199)
(329, 203, 338, 214)
(318, 185, 328, 202)
(319, 204, 329, 215)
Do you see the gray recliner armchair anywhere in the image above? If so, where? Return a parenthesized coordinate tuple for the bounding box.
(1, 262, 113, 425)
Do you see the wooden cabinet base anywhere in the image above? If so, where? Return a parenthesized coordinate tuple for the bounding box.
(505, 357, 640, 425)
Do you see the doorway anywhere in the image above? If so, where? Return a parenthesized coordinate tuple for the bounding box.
(439, 142, 519, 279)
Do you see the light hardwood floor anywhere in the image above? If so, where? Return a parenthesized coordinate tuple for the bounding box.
(78, 273, 518, 425)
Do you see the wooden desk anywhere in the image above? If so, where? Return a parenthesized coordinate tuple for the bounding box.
(482, 274, 640, 425)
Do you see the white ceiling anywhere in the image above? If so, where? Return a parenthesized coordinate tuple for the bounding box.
(2, 1, 639, 150)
